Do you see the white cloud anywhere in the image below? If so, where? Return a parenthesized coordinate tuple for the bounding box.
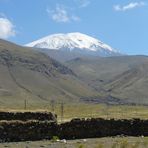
(0, 17, 15, 39)
(71, 15, 80, 21)
(47, 6, 69, 23)
(114, 1, 146, 11)
(77, 0, 90, 8)
(47, 5, 80, 23)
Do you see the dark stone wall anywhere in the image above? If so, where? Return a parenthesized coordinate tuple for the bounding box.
(0, 112, 57, 122)
(58, 118, 148, 139)
(0, 121, 57, 142)
(0, 117, 147, 142)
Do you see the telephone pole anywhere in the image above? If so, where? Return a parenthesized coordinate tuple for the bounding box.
(61, 101, 64, 123)
(50, 100, 55, 112)
(24, 99, 27, 110)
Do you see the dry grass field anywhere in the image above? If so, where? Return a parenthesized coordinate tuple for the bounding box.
(53, 103, 148, 122)
(1, 103, 147, 122)
(0, 137, 147, 148)
(0, 103, 147, 148)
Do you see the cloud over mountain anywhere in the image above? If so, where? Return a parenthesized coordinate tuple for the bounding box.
(0, 17, 15, 39)
(47, 4, 80, 23)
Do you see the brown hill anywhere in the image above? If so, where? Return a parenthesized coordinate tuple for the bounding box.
(0, 39, 98, 109)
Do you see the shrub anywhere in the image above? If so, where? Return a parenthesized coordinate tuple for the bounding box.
(51, 136, 59, 142)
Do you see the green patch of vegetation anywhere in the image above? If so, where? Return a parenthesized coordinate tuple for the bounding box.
(51, 136, 60, 142)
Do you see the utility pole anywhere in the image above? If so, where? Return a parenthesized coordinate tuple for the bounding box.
(24, 99, 27, 110)
(61, 101, 64, 123)
(50, 100, 55, 112)
(106, 103, 109, 119)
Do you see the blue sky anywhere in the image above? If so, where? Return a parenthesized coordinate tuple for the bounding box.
(0, 0, 148, 55)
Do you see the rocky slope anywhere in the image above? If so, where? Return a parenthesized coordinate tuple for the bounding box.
(66, 56, 148, 105)
(0, 39, 98, 108)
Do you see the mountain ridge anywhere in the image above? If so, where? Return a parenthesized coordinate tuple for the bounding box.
(66, 55, 148, 105)
(1, 39, 148, 106)
(0, 39, 99, 108)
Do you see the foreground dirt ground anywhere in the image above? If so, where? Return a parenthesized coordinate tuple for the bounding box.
(0, 137, 147, 148)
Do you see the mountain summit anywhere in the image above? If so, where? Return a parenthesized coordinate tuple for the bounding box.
(26, 32, 121, 57)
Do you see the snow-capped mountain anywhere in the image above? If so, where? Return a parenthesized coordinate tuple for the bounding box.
(26, 32, 120, 55)
(26, 33, 122, 62)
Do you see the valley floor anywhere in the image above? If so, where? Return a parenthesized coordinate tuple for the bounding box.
(0, 137, 147, 148)
(1, 103, 148, 122)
